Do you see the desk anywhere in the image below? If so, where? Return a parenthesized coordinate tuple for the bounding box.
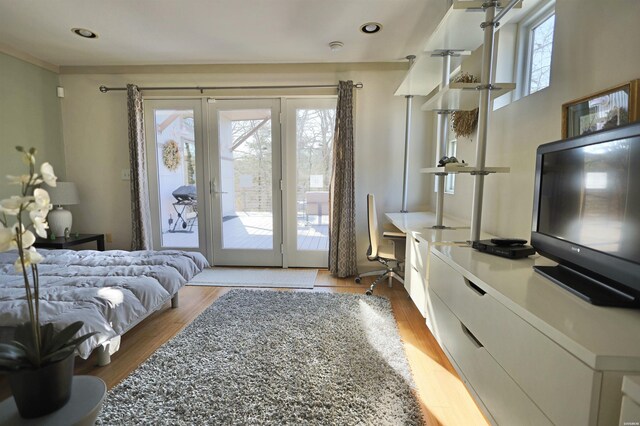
(383, 211, 490, 318)
(34, 234, 105, 251)
(0, 376, 106, 425)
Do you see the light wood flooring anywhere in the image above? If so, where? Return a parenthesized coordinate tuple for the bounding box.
(0, 271, 488, 425)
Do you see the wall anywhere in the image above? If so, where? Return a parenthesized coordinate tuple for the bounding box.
(58, 63, 431, 267)
(0, 52, 65, 199)
(436, 0, 640, 240)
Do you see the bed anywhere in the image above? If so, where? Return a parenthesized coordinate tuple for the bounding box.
(0, 248, 208, 365)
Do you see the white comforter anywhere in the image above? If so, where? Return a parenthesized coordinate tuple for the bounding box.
(0, 249, 208, 358)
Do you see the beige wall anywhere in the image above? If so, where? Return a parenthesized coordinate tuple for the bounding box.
(435, 0, 640, 240)
(0, 52, 65, 200)
(59, 64, 431, 266)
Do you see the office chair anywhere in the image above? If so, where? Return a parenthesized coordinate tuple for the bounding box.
(355, 194, 405, 295)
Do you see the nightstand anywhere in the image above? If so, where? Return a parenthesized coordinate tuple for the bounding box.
(34, 234, 106, 251)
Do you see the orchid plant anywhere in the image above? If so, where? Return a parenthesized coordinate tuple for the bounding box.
(0, 147, 94, 371)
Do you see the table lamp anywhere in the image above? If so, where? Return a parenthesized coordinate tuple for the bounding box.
(46, 182, 79, 238)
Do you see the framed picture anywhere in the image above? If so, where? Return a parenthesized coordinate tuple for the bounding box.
(562, 79, 640, 138)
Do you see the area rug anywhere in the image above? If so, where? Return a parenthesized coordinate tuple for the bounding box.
(97, 290, 424, 425)
(187, 268, 317, 289)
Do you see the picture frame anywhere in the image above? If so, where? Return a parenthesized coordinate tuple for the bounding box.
(562, 79, 640, 138)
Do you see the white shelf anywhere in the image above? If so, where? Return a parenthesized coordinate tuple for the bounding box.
(394, 0, 533, 97)
(394, 52, 467, 97)
(420, 82, 516, 111)
(420, 164, 510, 174)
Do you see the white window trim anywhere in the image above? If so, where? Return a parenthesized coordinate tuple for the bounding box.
(514, 0, 556, 100)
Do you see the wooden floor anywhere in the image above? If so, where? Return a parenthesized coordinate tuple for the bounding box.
(0, 272, 488, 425)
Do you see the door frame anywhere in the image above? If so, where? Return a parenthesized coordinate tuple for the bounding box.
(143, 99, 209, 257)
(282, 97, 337, 268)
(207, 98, 283, 266)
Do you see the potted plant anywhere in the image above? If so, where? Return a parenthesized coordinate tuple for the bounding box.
(0, 147, 95, 418)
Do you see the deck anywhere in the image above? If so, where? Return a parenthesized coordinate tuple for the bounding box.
(161, 212, 328, 251)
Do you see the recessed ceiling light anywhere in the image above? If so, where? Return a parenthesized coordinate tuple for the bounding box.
(71, 28, 98, 39)
(360, 22, 382, 34)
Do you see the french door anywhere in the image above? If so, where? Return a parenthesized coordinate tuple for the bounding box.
(207, 99, 283, 266)
(144, 97, 335, 268)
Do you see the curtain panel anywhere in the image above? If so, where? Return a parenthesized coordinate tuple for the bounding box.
(126, 84, 153, 250)
(328, 81, 358, 277)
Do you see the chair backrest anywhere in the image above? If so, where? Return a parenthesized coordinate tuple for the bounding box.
(366, 194, 379, 260)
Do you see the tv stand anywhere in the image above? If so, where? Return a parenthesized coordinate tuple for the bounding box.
(427, 244, 640, 425)
(534, 265, 639, 308)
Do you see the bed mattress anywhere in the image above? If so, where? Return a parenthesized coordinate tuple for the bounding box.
(0, 249, 208, 359)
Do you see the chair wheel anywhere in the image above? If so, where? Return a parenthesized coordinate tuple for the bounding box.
(355, 277, 361, 284)
(365, 290, 373, 296)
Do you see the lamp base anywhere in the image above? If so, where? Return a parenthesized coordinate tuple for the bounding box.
(48, 206, 73, 238)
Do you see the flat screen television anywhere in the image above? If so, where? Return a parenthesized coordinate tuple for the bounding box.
(531, 122, 640, 308)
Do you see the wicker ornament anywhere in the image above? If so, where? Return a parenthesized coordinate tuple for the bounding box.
(451, 73, 479, 139)
(162, 140, 181, 171)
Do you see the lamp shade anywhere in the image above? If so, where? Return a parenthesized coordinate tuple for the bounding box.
(47, 182, 79, 206)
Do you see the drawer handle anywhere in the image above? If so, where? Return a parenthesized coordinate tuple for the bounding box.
(465, 279, 486, 296)
(414, 238, 420, 243)
(412, 266, 419, 273)
(461, 324, 484, 349)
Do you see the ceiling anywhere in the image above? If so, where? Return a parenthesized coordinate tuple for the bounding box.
(0, 0, 450, 67)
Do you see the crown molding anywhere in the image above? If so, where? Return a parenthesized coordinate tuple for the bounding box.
(0, 43, 59, 73)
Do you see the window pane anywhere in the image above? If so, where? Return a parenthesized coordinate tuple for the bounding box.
(154, 109, 199, 248)
(296, 108, 335, 251)
(219, 109, 274, 250)
(529, 14, 555, 94)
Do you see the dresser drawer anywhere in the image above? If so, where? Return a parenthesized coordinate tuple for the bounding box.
(429, 291, 552, 425)
(407, 263, 427, 317)
(408, 233, 429, 275)
(430, 254, 600, 426)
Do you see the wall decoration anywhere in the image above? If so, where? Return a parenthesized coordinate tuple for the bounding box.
(450, 73, 479, 139)
(562, 79, 639, 138)
(162, 140, 181, 171)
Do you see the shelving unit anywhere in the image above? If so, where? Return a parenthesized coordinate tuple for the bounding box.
(394, 0, 530, 237)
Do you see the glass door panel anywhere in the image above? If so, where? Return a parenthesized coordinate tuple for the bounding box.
(144, 100, 206, 254)
(284, 98, 336, 267)
(209, 100, 282, 266)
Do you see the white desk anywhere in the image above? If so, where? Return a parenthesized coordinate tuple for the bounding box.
(384, 211, 490, 318)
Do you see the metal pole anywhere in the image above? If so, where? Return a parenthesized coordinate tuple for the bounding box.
(434, 52, 452, 228)
(401, 55, 416, 213)
(99, 83, 364, 93)
(470, 1, 497, 242)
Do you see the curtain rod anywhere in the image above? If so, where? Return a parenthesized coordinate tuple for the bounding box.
(98, 82, 363, 93)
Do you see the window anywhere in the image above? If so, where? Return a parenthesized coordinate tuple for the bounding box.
(528, 13, 555, 94)
(517, 2, 556, 98)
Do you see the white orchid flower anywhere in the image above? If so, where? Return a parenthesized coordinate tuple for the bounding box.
(6, 175, 32, 185)
(29, 209, 49, 238)
(14, 246, 43, 272)
(0, 196, 26, 216)
(11, 225, 36, 249)
(0, 223, 14, 252)
(32, 188, 51, 211)
(40, 162, 57, 187)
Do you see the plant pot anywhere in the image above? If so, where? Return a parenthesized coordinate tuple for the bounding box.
(8, 353, 75, 419)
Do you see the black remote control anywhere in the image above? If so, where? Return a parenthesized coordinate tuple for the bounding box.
(490, 238, 528, 246)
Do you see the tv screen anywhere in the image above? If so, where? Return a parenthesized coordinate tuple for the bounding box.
(531, 123, 640, 307)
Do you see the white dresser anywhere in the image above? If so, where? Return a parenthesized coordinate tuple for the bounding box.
(385, 212, 472, 318)
(427, 244, 640, 425)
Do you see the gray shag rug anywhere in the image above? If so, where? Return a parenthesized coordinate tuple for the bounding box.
(97, 290, 425, 425)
